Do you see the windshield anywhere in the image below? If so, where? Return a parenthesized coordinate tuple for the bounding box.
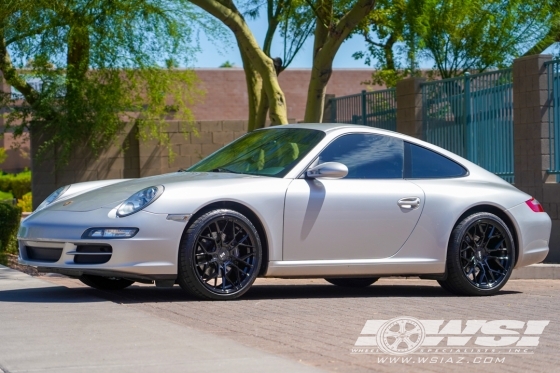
(187, 128, 326, 177)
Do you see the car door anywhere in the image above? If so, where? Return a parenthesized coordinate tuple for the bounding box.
(283, 133, 425, 261)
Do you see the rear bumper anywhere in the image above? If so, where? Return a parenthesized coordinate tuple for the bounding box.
(507, 202, 551, 268)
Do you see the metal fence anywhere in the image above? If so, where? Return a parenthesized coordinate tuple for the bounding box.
(330, 89, 397, 131)
(546, 60, 560, 181)
(422, 69, 514, 183)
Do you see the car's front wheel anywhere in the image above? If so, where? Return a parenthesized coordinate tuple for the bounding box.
(79, 275, 135, 290)
(325, 277, 379, 287)
(439, 212, 515, 296)
(178, 209, 262, 300)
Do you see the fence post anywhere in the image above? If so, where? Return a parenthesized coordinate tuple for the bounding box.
(396, 77, 425, 138)
(361, 90, 367, 126)
(464, 72, 474, 162)
(513, 53, 560, 262)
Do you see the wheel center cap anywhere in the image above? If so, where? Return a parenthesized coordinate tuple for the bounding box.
(216, 248, 229, 262)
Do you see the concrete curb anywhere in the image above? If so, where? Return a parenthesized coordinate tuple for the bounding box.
(511, 264, 560, 279)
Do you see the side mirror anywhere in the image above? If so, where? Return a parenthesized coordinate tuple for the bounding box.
(306, 162, 348, 179)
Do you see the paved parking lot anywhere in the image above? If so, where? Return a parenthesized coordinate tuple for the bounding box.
(1, 267, 559, 373)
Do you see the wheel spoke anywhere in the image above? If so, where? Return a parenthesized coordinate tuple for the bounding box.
(492, 258, 506, 270)
(388, 337, 403, 349)
(199, 235, 217, 243)
(488, 238, 505, 251)
(229, 261, 249, 276)
(483, 261, 496, 282)
(221, 264, 227, 291)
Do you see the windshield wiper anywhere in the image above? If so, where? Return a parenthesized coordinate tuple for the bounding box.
(211, 167, 241, 174)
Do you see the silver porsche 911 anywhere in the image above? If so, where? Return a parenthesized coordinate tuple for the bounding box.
(18, 124, 551, 300)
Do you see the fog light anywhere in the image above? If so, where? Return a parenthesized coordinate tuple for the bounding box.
(82, 228, 139, 239)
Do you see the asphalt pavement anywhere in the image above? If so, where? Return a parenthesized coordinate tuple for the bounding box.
(0, 265, 323, 373)
(1, 265, 559, 373)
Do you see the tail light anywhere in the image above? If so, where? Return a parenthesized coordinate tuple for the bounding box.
(525, 198, 545, 212)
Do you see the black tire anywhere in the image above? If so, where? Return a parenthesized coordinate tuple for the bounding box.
(438, 212, 515, 296)
(325, 277, 379, 287)
(178, 209, 262, 300)
(79, 274, 134, 290)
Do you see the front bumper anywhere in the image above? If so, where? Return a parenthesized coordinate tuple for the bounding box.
(17, 208, 188, 280)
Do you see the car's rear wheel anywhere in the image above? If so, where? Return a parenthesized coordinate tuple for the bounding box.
(325, 277, 379, 287)
(178, 209, 262, 300)
(79, 275, 134, 290)
(439, 212, 515, 296)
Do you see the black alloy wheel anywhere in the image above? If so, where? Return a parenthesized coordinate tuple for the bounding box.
(79, 274, 135, 290)
(325, 277, 379, 287)
(439, 212, 515, 296)
(178, 209, 262, 300)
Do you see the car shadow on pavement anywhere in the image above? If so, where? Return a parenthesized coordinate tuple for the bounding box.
(0, 286, 107, 303)
(0, 282, 522, 304)
(67, 283, 522, 305)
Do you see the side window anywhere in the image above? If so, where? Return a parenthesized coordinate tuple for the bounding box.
(404, 142, 467, 178)
(318, 134, 403, 179)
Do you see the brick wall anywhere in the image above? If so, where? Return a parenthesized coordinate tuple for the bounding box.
(193, 69, 379, 121)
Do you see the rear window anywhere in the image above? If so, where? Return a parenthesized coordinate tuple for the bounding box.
(404, 142, 467, 178)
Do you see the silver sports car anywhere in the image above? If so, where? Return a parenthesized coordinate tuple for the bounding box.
(18, 124, 551, 300)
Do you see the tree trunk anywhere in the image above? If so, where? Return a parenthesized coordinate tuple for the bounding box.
(303, 0, 376, 123)
(66, 24, 90, 124)
(190, 0, 288, 126)
(241, 50, 263, 132)
(0, 34, 39, 105)
(304, 64, 332, 123)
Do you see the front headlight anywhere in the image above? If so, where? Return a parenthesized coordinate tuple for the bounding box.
(116, 185, 164, 217)
(36, 185, 71, 212)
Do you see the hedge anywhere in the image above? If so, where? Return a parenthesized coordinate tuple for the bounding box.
(0, 202, 21, 255)
(0, 170, 31, 200)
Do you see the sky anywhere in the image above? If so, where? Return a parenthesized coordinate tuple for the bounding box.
(191, 14, 559, 70)
(192, 16, 382, 69)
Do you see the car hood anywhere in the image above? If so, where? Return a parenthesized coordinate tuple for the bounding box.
(47, 172, 258, 212)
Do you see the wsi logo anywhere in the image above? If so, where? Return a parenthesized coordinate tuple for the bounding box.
(355, 317, 550, 355)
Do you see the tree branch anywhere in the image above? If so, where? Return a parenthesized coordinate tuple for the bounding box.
(0, 34, 39, 105)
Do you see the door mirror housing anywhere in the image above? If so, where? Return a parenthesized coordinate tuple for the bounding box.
(306, 162, 348, 179)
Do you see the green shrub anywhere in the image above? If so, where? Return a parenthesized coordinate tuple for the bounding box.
(17, 192, 32, 212)
(0, 190, 13, 200)
(0, 202, 21, 255)
(0, 170, 31, 199)
(0, 174, 10, 192)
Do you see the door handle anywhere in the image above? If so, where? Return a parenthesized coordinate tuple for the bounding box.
(398, 197, 420, 209)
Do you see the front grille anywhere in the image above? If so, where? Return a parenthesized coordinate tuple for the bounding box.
(74, 245, 112, 265)
(26, 246, 63, 263)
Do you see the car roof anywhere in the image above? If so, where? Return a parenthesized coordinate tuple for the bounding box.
(259, 123, 395, 134)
